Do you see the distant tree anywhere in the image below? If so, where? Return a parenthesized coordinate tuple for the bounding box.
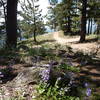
(88, 0, 100, 34)
(18, 0, 46, 41)
(46, 6, 57, 31)
(78, 0, 100, 42)
(49, 0, 99, 40)
(48, 0, 79, 34)
(6, 0, 18, 48)
(49, 0, 58, 5)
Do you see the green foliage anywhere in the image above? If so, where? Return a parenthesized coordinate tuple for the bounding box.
(35, 80, 80, 100)
(49, 0, 58, 5)
(18, 0, 46, 39)
(92, 93, 100, 100)
(47, 0, 100, 36)
(58, 63, 80, 72)
(0, 48, 18, 58)
(47, 0, 80, 34)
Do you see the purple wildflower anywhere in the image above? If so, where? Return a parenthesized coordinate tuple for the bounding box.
(0, 74, 4, 77)
(0, 71, 4, 83)
(0, 72, 2, 74)
(0, 71, 4, 77)
(84, 83, 89, 87)
(40, 69, 50, 82)
(86, 88, 91, 96)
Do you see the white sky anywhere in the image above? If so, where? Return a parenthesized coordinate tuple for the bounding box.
(18, 0, 50, 16)
(38, 0, 50, 15)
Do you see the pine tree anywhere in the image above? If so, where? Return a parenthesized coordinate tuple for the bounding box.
(46, 5, 57, 31)
(6, 0, 18, 48)
(18, 0, 46, 41)
(80, 0, 87, 42)
(47, 0, 78, 34)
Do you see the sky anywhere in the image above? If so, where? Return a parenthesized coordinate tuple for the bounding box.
(38, 0, 50, 15)
(0, 0, 60, 23)
(18, 0, 62, 16)
(18, 0, 50, 16)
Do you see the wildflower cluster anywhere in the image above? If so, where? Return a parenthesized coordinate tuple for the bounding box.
(36, 75, 80, 100)
(40, 68, 50, 82)
(0, 71, 4, 83)
(84, 82, 92, 96)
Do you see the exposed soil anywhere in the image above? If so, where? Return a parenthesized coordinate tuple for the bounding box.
(53, 32, 100, 57)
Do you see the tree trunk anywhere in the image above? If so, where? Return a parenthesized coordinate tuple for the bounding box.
(80, 0, 87, 42)
(67, 15, 71, 33)
(33, 16, 37, 42)
(6, 0, 18, 48)
(33, 0, 37, 42)
(90, 18, 92, 34)
(88, 18, 90, 34)
(33, 28, 37, 42)
(97, 22, 100, 39)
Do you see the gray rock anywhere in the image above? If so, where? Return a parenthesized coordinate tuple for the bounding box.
(7, 67, 46, 87)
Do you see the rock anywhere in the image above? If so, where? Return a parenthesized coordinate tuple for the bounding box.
(7, 67, 46, 87)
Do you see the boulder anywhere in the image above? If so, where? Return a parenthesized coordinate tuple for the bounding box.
(7, 67, 46, 87)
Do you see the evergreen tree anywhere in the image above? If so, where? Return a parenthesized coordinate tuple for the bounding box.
(47, 0, 79, 34)
(18, 0, 46, 41)
(80, 0, 87, 42)
(46, 5, 57, 31)
(6, 0, 18, 48)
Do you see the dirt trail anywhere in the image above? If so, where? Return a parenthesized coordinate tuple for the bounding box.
(53, 32, 100, 56)
(53, 32, 79, 44)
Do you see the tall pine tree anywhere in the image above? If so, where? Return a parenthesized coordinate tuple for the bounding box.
(6, 0, 18, 48)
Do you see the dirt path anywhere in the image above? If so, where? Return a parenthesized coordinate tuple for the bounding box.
(53, 32, 100, 57)
(53, 32, 79, 44)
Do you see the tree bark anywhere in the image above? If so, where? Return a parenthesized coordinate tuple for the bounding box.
(80, 0, 87, 42)
(6, 0, 18, 48)
(97, 22, 100, 39)
(33, 13, 37, 42)
(90, 18, 92, 34)
(33, 0, 37, 42)
(88, 18, 90, 34)
(67, 15, 71, 33)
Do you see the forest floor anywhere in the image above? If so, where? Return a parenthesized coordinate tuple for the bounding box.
(0, 31, 100, 99)
(53, 31, 100, 86)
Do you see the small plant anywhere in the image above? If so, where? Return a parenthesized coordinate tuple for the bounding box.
(92, 93, 100, 100)
(58, 63, 80, 72)
(35, 78, 80, 100)
(34, 67, 80, 100)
